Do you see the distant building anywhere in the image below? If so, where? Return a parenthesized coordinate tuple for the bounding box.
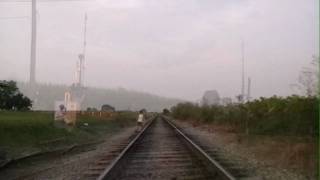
(221, 97, 232, 106)
(201, 90, 220, 106)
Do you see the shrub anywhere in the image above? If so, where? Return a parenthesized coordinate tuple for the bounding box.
(171, 96, 318, 136)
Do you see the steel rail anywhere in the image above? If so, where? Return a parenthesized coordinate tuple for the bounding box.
(97, 115, 236, 180)
(164, 117, 236, 180)
(96, 117, 155, 180)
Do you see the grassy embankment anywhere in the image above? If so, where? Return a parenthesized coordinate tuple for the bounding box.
(0, 111, 137, 162)
(171, 95, 318, 178)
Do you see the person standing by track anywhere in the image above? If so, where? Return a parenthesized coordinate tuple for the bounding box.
(136, 111, 144, 132)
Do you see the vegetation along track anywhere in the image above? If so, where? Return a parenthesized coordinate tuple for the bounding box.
(96, 116, 236, 180)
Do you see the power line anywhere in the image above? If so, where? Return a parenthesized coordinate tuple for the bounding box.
(0, 16, 29, 19)
(0, 0, 90, 2)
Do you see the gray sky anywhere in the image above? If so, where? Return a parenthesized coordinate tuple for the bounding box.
(0, 0, 318, 101)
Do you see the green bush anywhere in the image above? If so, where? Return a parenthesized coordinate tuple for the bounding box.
(171, 96, 318, 136)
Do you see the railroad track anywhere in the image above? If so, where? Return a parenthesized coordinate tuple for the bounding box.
(86, 116, 236, 180)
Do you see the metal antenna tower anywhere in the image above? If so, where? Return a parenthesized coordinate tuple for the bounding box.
(83, 13, 87, 57)
(247, 77, 251, 102)
(0, 0, 89, 86)
(77, 13, 87, 87)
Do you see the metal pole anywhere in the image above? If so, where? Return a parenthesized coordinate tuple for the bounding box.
(79, 13, 87, 86)
(83, 13, 87, 57)
(30, 0, 37, 86)
(247, 77, 251, 102)
(241, 40, 245, 103)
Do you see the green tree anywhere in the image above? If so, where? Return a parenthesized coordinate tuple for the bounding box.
(0, 80, 32, 110)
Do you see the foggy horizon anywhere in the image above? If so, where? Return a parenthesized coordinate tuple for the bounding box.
(1, 0, 319, 101)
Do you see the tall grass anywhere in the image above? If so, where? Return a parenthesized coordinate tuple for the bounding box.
(0, 111, 69, 147)
(171, 95, 318, 136)
(0, 111, 137, 158)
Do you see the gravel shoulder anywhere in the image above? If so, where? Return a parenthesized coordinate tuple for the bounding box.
(173, 119, 315, 180)
(0, 126, 136, 180)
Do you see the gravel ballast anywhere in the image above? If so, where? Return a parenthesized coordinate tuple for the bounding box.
(173, 119, 314, 180)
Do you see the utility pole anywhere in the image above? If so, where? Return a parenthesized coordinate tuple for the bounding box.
(30, 0, 37, 86)
(241, 40, 245, 103)
(26, 0, 38, 108)
(247, 77, 251, 102)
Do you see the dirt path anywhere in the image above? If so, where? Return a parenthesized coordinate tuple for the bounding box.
(0, 127, 136, 180)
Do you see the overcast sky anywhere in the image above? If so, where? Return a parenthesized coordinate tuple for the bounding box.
(0, 0, 318, 101)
